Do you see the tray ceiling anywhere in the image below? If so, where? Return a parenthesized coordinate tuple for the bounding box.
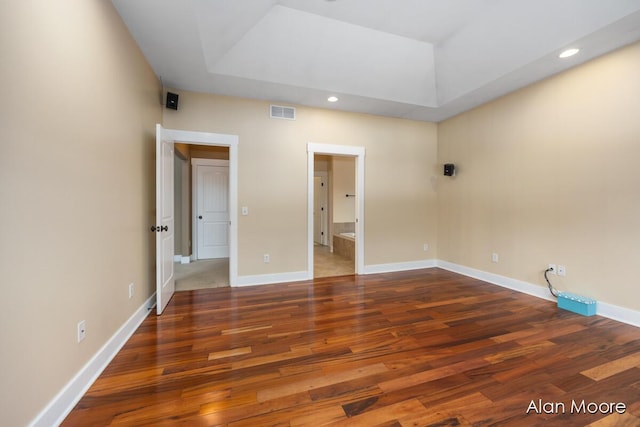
(112, 0, 640, 121)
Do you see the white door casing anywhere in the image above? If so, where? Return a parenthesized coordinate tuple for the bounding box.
(155, 125, 239, 315)
(307, 143, 365, 279)
(156, 124, 175, 315)
(193, 159, 229, 259)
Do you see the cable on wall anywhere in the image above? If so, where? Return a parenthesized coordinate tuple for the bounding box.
(544, 267, 559, 298)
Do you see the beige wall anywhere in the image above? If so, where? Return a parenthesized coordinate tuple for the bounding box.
(438, 42, 640, 312)
(7, 3, 637, 424)
(163, 93, 439, 272)
(0, 1, 161, 425)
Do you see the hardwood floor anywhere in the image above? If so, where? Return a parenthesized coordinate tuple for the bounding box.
(63, 269, 640, 426)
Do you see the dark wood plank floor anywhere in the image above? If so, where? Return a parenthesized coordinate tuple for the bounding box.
(63, 268, 640, 426)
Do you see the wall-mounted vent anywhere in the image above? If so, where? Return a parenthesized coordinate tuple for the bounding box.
(270, 104, 296, 120)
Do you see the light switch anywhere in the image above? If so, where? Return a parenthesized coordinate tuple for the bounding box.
(241, 206, 249, 216)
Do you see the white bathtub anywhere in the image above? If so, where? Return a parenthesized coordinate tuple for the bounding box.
(339, 232, 355, 240)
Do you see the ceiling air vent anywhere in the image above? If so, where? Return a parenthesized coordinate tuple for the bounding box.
(270, 104, 296, 120)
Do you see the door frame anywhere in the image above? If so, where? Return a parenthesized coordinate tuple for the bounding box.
(159, 126, 239, 286)
(192, 158, 230, 260)
(307, 142, 365, 278)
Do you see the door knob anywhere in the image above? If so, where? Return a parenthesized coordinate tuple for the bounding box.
(161, 225, 168, 232)
(150, 225, 157, 232)
(198, 215, 203, 219)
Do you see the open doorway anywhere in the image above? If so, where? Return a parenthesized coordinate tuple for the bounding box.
(155, 125, 237, 314)
(307, 143, 365, 279)
(313, 154, 356, 278)
(174, 144, 231, 290)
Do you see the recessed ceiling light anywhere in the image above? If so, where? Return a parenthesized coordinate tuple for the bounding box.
(328, 96, 339, 102)
(559, 48, 580, 58)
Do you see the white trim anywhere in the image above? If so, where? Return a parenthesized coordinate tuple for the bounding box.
(29, 257, 640, 427)
(163, 128, 238, 146)
(307, 143, 365, 280)
(437, 260, 556, 303)
(597, 301, 640, 328)
(160, 126, 239, 287)
(235, 271, 309, 287)
(363, 259, 437, 275)
(173, 254, 191, 263)
(30, 293, 157, 427)
(437, 260, 640, 328)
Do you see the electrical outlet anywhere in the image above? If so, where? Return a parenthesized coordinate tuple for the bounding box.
(129, 283, 134, 299)
(423, 243, 429, 252)
(548, 264, 557, 275)
(492, 253, 499, 263)
(77, 320, 86, 343)
(263, 254, 270, 263)
(558, 265, 566, 277)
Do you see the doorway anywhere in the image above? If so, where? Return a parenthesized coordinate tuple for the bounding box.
(155, 126, 238, 313)
(174, 146, 231, 291)
(313, 156, 357, 278)
(307, 143, 365, 279)
(193, 158, 230, 260)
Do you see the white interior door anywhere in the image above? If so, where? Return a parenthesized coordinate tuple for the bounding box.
(195, 160, 229, 259)
(156, 124, 175, 315)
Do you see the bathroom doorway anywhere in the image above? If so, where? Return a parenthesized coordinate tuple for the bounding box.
(313, 155, 354, 278)
(307, 143, 365, 279)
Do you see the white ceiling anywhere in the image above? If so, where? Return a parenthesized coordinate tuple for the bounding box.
(112, 0, 640, 122)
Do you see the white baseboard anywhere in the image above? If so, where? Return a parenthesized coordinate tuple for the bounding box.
(596, 301, 640, 328)
(436, 260, 556, 303)
(173, 255, 191, 264)
(235, 270, 309, 287)
(30, 293, 157, 427)
(363, 259, 437, 275)
(437, 260, 640, 328)
(27, 258, 640, 426)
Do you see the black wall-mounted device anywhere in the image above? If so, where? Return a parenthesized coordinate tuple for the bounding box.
(166, 92, 179, 110)
(444, 163, 455, 176)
